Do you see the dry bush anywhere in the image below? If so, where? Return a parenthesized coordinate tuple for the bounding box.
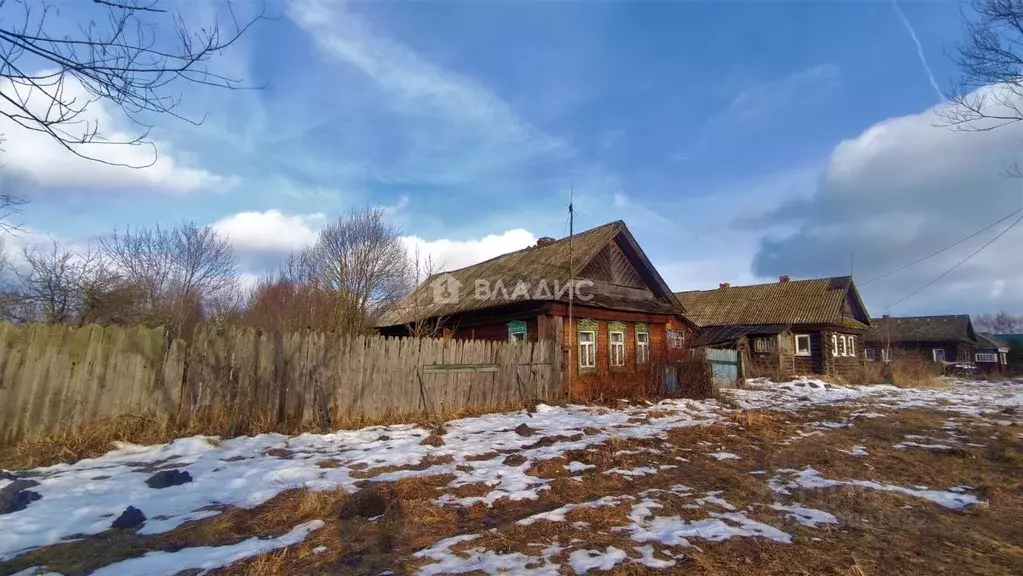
(846, 361, 887, 386)
(889, 357, 945, 388)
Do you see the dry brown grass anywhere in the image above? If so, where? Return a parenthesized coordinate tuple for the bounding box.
(4, 402, 1021, 576)
(0, 402, 549, 470)
(889, 358, 946, 387)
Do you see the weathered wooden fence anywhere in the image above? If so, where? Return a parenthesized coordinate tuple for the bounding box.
(0, 323, 562, 445)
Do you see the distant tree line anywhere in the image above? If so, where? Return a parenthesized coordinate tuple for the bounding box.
(973, 312, 1023, 334)
(0, 207, 423, 338)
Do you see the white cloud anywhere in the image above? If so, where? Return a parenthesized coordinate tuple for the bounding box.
(748, 86, 1023, 315)
(284, 0, 582, 190)
(402, 229, 537, 274)
(0, 74, 234, 194)
(212, 210, 326, 252)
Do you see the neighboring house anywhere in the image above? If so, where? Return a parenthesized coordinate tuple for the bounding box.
(863, 315, 977, 365)
(675, 276, 872, 378)
(375, 221, 692, 399)
(994, 334, 1023, 374)
(975, 333, 1011, 374)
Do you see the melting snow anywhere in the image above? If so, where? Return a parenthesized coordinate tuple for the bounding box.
(89, 520, 322, 576)
(770, 467, 980, 510)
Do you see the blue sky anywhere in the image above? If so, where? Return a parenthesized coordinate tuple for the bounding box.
(3, 0, 1021, 316)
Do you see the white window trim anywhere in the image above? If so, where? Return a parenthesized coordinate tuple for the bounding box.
(579, 331, 596, 369)
(636, 331, 650, 364)
(932, 348, 946, 363)
(847, 336, 855, 357)
(831, 334, 839, 357)
(975, 352, 998, 363)
(509, 331, 526, 342)
(1000, 352, 1008, 365)
(838, 335, 848, 357)
(609, 330, 626, 367)
(795, 334, 811, 357)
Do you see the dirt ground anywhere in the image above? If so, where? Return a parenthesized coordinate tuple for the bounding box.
(2, 380, 1021, 576)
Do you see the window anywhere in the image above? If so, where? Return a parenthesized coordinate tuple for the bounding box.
(932, 348, 946, 362)
(847, 336, 855, 357)
(865, 348, 875, 362)
(753, 337, 776, 353)
(795, 334, 811, 357)
(578, 331, 596, 369)
(975, 352, 998, 363)
(609, 331, 626, 367)
(667, 330, 685, 349)
(837, 335, 847, 357)
(1000, 352, 1008, 365)
(507, 320, 526, 342)
(636, 331, 650, 363)
(831, 334, 838, 357)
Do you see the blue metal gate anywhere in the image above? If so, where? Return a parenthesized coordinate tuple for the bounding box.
(706, 348, 740, 387)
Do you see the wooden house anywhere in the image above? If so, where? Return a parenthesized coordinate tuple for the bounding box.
(375, 221, 693, 399)
(674, 276, 871, 378)
(975, 333, 1011, 375)
(863, 315, 977, 366)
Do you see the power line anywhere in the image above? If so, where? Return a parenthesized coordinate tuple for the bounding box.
(862, 207, 1023, 285)
(882, 212, 1023, 312)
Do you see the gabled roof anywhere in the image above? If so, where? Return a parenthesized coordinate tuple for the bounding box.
(864, 315, 976, 344)
(977, 332, 1010, 351)
(376, 220, 682, 327)
(674, 276, 870, 330)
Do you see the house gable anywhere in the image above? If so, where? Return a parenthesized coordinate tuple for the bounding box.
(579, 241, 646, 289)
(839, 279, 871, 327)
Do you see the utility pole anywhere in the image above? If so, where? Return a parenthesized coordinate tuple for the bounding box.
(567, 182, 574, 402)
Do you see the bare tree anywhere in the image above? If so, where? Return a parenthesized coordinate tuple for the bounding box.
(16, 237, 102, 323)
(302, 208, 414, 335)
(99, 221, 237, 333)
(974, 312, 1023, 333)
(0, 0, 265, 166)
(403, 247, 450, 337)
(101, 224, 174, 310)
(944, 0, 1023, 131)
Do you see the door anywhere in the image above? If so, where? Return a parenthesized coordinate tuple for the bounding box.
(707, 348, 740, 387)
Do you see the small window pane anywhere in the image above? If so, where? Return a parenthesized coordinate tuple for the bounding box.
(795, 334, 811, 356)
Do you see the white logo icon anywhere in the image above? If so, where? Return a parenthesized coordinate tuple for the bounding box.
(431, 273, 462, 304)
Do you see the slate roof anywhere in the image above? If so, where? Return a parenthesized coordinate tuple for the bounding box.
(674, 276, 870, 330)
(376, 221, 681, 327)
(977, 332, 1010, 351)
(864, 315, 976, 344)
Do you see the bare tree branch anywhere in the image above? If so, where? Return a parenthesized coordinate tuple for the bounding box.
(0, 0, 265, 167)
(943, 0, 1023, 130)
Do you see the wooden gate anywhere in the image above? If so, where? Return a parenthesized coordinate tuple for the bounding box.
(706, 348, 740, 387)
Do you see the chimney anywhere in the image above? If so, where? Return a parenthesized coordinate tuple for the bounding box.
(719, 282, 730, 290)
(536, 236, 556, 247)
(779, 275, 791, 283)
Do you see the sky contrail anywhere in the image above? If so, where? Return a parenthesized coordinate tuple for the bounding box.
(891, 0, 944, 101)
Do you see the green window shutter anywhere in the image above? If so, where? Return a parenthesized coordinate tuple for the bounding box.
(507, 320, 527, 338)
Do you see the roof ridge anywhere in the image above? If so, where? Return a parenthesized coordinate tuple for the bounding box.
(430, 220, 623, 277)
(674, 275, 851, 295)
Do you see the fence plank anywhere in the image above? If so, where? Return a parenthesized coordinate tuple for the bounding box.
(0, 322, 563, 445)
